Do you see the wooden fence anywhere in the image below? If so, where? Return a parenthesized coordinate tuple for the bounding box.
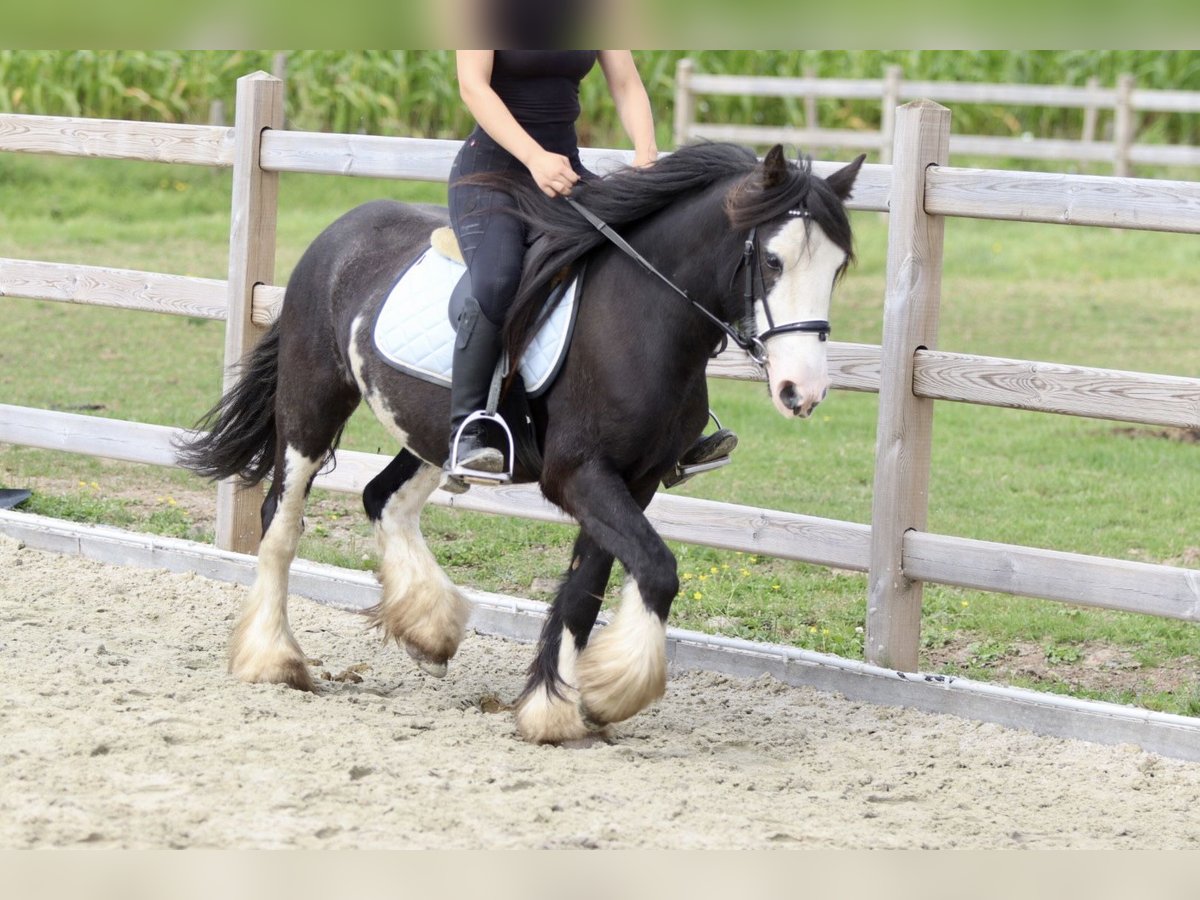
(1, 73, 1199, 674)
(675, 59, 1200, 176)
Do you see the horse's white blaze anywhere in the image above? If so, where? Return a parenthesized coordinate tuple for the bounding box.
(348, 314, 412, 448)
(515, 627, 589, 743)
(370, 463, 467, 671)
(230, 446, 321, 688)
(759, 219, 844, 419)
(575, 582, 667, 725)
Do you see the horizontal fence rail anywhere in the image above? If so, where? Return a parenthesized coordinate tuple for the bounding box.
(1, 82, 1198, 709)
(0, 114, 234, 166)
(924, 167, 1200, 233)
(676, 60, 1200, 176)
(0, 404, 872, 573)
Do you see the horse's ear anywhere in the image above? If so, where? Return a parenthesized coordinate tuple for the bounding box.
(761, 144, 789, 189)
(825, 153, 866, 201)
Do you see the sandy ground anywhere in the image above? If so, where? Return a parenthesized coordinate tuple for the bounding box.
(3, 535, 1200, 850)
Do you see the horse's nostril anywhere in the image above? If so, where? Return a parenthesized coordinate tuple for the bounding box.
(779, 382, 800, 410)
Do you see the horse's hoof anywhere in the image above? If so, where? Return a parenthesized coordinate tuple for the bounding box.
(578, 702, 610, 732)
(405, 643, 448, 678)
(230, 655, 316, 692)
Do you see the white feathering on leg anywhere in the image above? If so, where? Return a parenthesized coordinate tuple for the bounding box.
(516, 627, 590, 743)
(367, 464, 468, 674)
(575, 581, 667, 726)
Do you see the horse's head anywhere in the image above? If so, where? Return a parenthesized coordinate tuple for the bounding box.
(727, 146, 863, 419)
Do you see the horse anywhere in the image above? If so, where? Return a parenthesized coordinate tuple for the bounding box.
(177, 142, 863, 743)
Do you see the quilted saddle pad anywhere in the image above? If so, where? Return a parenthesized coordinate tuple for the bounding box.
(373, 248, 580, 398)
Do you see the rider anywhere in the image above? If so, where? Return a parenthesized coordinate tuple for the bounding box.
(446, 50, 737, 488)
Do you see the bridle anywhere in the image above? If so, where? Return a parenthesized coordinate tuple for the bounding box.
(565, 197, 830, 368)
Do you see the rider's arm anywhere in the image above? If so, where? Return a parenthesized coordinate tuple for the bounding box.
(598, 50, 658, 168)
(456, 50, 580, 197)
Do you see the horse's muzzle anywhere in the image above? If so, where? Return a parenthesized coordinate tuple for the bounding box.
(777, 380, 829, 419)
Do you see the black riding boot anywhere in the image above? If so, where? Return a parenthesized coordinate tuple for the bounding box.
(662, 425, 739, 489)
(446, 297, 506, 479)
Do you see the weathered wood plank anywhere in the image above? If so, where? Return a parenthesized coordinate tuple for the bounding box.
(904, 531, 1200, 622)
(216, 72, 281, 555)
(250, 283, 286, 325)
(0, 404, 181, 467)
(1131, 88, 1200, 114)
(1130, 143, 1200, 167)
(901, 80, 1117, 108)
(708, 342, 882, 393)
(318, 449, 872, 571)
(0, 113, 233, 166)
(867, 100, 951, 672)
(688, 74, 884, 100)
(914, 350, 1200, 429)
(0, 258, 226, 318)
(924, 166, 1200, 234)
(260, 131, 641, 182)
(0, 405, 871, 570)
(689, 123, 884, 150)
(949, 134, 1117, 163)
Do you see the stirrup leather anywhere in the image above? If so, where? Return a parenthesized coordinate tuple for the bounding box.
(445, 409, 515, 487)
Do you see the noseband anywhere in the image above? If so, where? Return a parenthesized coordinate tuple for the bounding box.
(565, 197, 830, 368)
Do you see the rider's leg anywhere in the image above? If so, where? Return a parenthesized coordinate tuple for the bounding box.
(446, 152, 526, 478)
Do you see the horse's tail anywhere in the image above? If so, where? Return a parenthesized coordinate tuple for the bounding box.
(174, 320, 280, 485)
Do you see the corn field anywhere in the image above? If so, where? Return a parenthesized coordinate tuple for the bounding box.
(1, 50, 1198, 149)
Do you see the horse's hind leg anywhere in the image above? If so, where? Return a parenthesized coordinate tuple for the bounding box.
(515, 530, 614, 743)
(363, 449, 469, 677)
(229, 445, 325, 690)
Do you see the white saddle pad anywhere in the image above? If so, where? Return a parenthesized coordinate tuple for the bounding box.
(373, 248, 579, 398)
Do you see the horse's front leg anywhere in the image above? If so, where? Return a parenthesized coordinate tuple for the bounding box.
(516, 530, 615, 743)
(553, 464, 677, 729)
(364, 451, 469, 677)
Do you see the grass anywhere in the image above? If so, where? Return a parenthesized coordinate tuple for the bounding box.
(1, 152, 1198, 714)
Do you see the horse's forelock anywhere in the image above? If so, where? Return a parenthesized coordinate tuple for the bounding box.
(724, 152, 854, 263)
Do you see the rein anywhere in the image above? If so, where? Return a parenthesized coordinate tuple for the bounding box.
(564, 196, 830, 367)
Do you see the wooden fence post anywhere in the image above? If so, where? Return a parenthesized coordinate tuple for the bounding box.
(866, 99, 951, 672)
(215, 71, 283, 554)
(1114, 73, 1135, 177)
(673, 57, 696, 149)
(804, 64, 819, 131)
(1081, 75, 1100, 144)
(880, 65, 902, 165)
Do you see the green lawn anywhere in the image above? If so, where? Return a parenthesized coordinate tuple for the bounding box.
(1, 151, 1198, 714)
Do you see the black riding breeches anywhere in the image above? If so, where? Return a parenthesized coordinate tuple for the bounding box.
(448, 125, 589, 328)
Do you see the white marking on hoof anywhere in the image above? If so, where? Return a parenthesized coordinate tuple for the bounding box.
(367, 465, 468, 669)
(576, 582, 667, 727)
(515, 628, 591, 744)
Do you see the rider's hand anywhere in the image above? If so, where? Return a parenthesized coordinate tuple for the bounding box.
(526, 150, 580, 198)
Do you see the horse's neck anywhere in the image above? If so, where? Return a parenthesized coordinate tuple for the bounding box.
(593, 212, 737, 368)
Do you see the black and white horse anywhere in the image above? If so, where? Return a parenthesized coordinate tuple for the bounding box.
(178, 142, 862, 743)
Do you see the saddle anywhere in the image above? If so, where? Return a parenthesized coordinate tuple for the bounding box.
(373, 228, 584, 481)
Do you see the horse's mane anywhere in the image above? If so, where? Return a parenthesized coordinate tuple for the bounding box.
(470, 141, 850, 367)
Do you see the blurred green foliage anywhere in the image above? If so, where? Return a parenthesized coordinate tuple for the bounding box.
(1, 50, 1198, 150)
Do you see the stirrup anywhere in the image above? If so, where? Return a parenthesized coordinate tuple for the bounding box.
(445, 410, 515, 487)
(662, 412, 737, 490)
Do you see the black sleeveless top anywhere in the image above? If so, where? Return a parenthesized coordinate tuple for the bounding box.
(490, 51, 599, 128)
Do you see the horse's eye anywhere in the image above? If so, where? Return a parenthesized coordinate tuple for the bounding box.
(764, 252, 782, 271)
